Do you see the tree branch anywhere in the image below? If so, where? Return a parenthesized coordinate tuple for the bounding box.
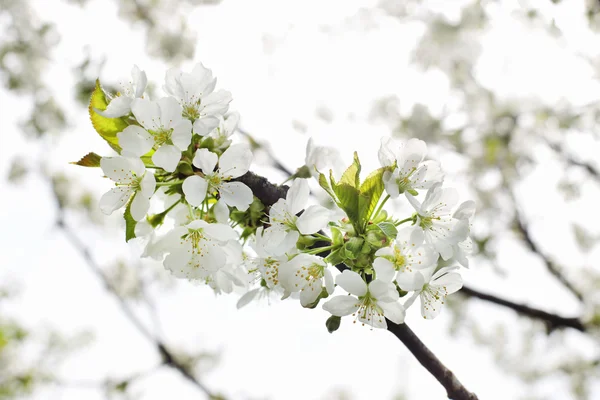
(387, 322, 479, 400)
(460, 285, 586, 332)
(238, 170, 479, 399)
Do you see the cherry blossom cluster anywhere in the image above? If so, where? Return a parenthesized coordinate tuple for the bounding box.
(79, 63, 474, 331)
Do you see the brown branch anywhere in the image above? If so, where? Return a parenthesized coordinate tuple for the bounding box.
(238, 170, 478, 400)
(387, 322, 479, 400)
(461, 285, 586, 332)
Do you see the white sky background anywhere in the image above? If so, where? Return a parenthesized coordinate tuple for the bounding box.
(1, 0, 599, 399)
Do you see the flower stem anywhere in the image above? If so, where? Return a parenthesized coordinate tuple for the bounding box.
(395, 216, 415, 226)
(305, 245, 338, 255)
(156, 180, 184, 187)
(312, 233, 333, 243)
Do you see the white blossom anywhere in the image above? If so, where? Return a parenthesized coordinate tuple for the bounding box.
(379, 137, 443, 198)
(162, 220, 237, 281)
(182, 144, 254, 211)
(451, 200, 476, 268)
(98, 65, 147, 118)
(127, 97, 193, 172)
(403, 266, 463, 319)
(305, 138, 345, 179)
(279, 253, 335, 307)
(407, 183, 469, 260)
(322, 270, 405, 329)
(269, 179, 331, 239)
(163, 62, 232, 135)
(373, 226, 438, 289)
(99, 156, 155, 221)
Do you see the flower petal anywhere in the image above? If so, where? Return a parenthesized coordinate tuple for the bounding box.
(192, 148, 218, 173)
(219, 143, 252, 179)
(171, 119, 192, 150)
(182, 175, 208, 207)
(379, 301, 405, 324)
(193, 116, 220, 136)
(373, 258, 395, 282)
(213, 199, 229, 223)
(336, 270, 367, 297)
(99, 187, 131, 215)
(98, 96, 132, 118)
(296, 205, 330, 235)
(152, 145, 181, 172)
(219, 181, 253, 211)
(131, 98, 160, 131)
(204, 223, 237, 242)
(287, 179, 309, 215)
(130, 193, 150, 221)
(118, 125, 154, 157)
(322, 295, 359, 316)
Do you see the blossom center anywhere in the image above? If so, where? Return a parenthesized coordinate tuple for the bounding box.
(150, 128, 173, 147)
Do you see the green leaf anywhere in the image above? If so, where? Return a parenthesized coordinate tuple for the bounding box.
(124, 197, 137, 242)
(377, 222, 398, 238)
(334, 183, 360, 223)
(326, 315, 341, 333)
(70, 152, 102, 167)
(318, 172, 338, 203)
(339, 152, 361, 188)
(89, 79, 127, 152)
(358, 167, 386, 227)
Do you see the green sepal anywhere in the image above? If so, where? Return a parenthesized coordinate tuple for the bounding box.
(331, 227, 343, 245)
(344, 236, 364, 259)
(89, 79, 127, 153)
(326, 315, 341, 333)
(407, 188, 418, 196)
(71, 152, 102, 167)
(318, 171, 338, 204)
(377, 222, 398, 239)
(324, 248, 345, 265)
(124, 197, 137, 242)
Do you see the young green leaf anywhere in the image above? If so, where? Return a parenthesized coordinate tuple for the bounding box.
(333, 183, 360, 223)
(377, 222, 398, 239)
(358, 167, 386, 227)
(70, 152, 102, 167)
(339, 152, 361, 188)
(89, 80, 127, 153)
(124, 198, 137, 242)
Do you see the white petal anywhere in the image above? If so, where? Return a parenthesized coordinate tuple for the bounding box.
(369, 280, 398, 302)
(152, 145, 181, 172)
(219, 143, 252, 179)
(324, 268, 334, 295)
(157, 97, 182, 129)
(192, 148, 218, 173)
(98, 96, 132, 118)
(300, 281, 322, 307)
(213, 199, 229, 223)
(171, 119, 192, 150)
(223, 112, 240, 135)
(378, 136, 397, 167)
(379, 301, 405, 324)
(99, 187, 131, 215)
(287, 179, 309, 215)
(322, 295, 359, 316)
(131, 65, 147, 98)
(204, 223, 237, 242)
(131, 98, 160, 131)
(373, 258, 395, 281)
(406, 192, 422, 213)
(182, 175, 208, 207)
(118, 125, 154, 157)
(219, 182, 253, 211)
(432, 272, 463, 295)
(237, 288, 260, 309)
(193, 116, 220, 136)
(130, 194, 150, 221)
(163, 248, 193, 277)
(402, 138, 427, 162)
(454, 200, 476, 221)
(396, 270, 425, 291)
(383, 170, 400, 198)
(296, 205, 330, 235)
(100, 156, 142, 182)
(139, 172, 156, 198)
(336, 270, 367, 297)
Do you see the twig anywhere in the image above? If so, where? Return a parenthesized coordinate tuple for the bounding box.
(237, 169, 479, 400)
(387, 322, 479, 400)
(461, 285, 586, 332)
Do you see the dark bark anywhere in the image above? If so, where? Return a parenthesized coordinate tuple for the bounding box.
(387, 322, 479, 400)
(461, 285, 585, 332)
